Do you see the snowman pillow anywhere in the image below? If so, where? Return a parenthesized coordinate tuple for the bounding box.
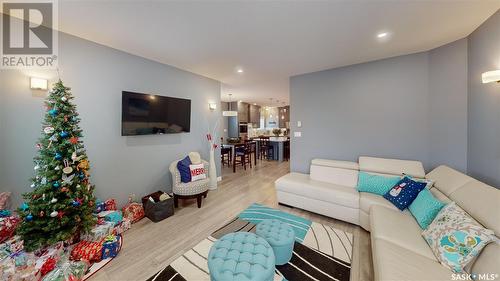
(383, 176, 426, 210)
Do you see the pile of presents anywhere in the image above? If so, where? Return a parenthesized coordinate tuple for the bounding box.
(0, 192, 145, 281)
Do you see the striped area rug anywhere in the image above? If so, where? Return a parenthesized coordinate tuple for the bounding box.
(148, 203, 352, 281)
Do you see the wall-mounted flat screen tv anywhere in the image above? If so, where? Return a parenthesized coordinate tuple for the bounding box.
(122, 91, 191, 136)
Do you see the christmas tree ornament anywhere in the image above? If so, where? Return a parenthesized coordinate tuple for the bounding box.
(64, 115, 68, 122)
(50, 211, 58, 217)
(43, 126, 54, 134)
(59, 131, 69, 138)
(39, 211, 44, 217)
(61, 187, 69, 192)
(36, 143, 43, 150)
(26, 214, 34, 221)
(57, 211, 64, 219)
(61, 96, 67, 102)
(78, 172, 85, 179)
(41, 177, 47, 184)
(30, 183, 35, 188)
(48, 108, 58, 117)
(54, 165, 61, 171)
(52, 181, 60, 188)
(42, 194, 46, 200)
(34, 165, 40, 170)
(69, 136, 79, 144)
(72, 200, 80, 207)
(50, 198, 57, 203)
(20, 202, 29, 211)
(62, 173, 75, 185)
(54, 152, 62, 160)
(62, 159, 73, 174)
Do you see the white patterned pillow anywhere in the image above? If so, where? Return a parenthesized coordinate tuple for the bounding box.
(189, 163, 206, 182)
(422, 202, 494, 273)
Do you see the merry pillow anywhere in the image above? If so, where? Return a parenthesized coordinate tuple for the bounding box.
(189, 163, 206, 182)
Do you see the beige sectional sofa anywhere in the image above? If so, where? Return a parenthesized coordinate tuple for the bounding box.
(275, 156, 499, 280)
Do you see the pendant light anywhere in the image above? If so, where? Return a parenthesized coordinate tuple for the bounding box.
(223, 94, 238, 116)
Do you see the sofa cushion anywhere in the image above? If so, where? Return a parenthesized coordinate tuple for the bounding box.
(177, 156, 192, 183)
(408, 189, 445, 229)
(425, 165, 474, 196)
(275, 173, 359, 209)
(359, 156, 425, 178)
(357, 172, 400, 195)
(311, 159, 359, 170)
(310, 159, 359, 187)
(370, 205, 436, 260)
(422, 202, 494, 273)
(383, 177, 427, 210)
(449, 180, 500, 236)
(359, 192, 397, 213)
(372, 238, 452, 281)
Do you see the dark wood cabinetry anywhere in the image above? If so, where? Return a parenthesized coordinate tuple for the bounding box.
(278, 106, 290, 128)
(237, 102, 249, 123)
(249, 104, 261, 127)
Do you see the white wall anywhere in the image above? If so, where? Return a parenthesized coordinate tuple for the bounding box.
(0, 32, 221, 207)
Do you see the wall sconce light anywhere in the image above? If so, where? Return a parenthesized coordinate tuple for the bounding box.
(482, 70, 500, 84)
(30, 77, 48, 90)
(209, 103, 217, 110)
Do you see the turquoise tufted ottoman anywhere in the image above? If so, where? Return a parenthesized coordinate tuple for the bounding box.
(207, 232, 276, 281)
(256, 219, 295, 265)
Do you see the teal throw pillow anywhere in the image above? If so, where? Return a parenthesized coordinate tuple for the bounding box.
(357, 172, 401, 195)
(408, 188, 445, 229)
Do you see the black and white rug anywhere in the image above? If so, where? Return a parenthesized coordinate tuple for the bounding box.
(148, 203, 353, 281)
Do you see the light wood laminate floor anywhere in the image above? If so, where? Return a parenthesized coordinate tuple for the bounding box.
(89, 160, 373, 281)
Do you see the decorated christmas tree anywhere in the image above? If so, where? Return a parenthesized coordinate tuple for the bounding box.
(17, 80, 96, 251)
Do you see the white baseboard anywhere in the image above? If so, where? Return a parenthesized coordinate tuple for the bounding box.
(217, 176, 222, 182)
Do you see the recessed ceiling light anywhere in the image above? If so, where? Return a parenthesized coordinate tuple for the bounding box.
(236, 68, 244, 73)
(253, 103, 257, 105)
(238, 100, 242, 102)
(377, 32, 388, 38)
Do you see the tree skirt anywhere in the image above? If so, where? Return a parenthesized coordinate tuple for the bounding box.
(147, 203, 353, 281)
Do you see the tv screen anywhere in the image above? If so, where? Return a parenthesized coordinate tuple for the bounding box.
(121, 91, 191, 136)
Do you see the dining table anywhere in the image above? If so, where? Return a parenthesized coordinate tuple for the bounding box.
(221, 141, 258, 171)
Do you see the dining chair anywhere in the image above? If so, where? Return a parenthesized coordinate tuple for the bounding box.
(233, 143, 252, 172)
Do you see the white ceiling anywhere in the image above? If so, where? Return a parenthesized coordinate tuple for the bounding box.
(57, 1, 499, 106)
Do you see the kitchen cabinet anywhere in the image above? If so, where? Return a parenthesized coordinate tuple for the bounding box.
(237, 102, 249, 123)
(278, 106, 290, 128)
(249, 104, 261, 127)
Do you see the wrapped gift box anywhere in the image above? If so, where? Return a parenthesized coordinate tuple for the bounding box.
(101, 235, 120, 259)
(104, 199, 117, 211)
(80, 222, 114, 242)
(0, 192, 11, 210)
(122, 202, 144, 223)
(0, 216, 20, 243)
(41, 259, 88, 281)
(4, 235, 24, 253)
(113, 218, 131, 235)
(94, 199, 105, 214)
(70, 240, 103, 262)
(101, 211, 122, 226)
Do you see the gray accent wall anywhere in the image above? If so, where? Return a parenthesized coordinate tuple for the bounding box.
(290, 39, 469, 174)
(467, 11, 500, 187)
(0, 31, 222, 207)
(428, 39, 468, 172)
